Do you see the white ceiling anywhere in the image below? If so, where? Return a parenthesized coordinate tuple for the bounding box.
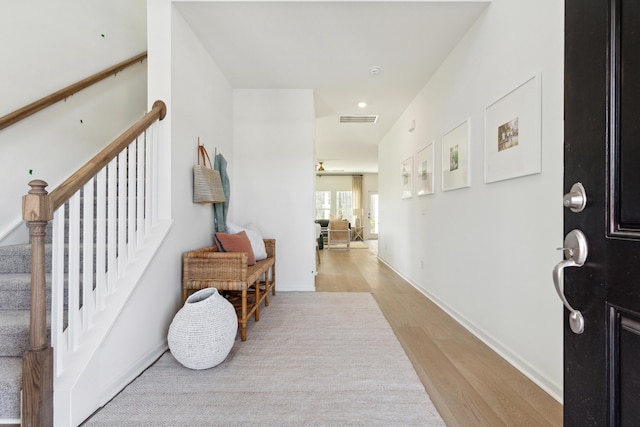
(176, 1, 489, 174)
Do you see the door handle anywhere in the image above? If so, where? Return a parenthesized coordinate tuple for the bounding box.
(552, 229, 588, 334)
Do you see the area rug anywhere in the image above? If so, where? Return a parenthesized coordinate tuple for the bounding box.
(84, 292, 445, 426)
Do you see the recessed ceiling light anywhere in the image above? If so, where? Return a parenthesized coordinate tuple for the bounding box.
(357, 101, 367, 108)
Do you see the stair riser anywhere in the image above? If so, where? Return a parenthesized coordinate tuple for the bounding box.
(0, 287, 71, 311)
(0, 245, 104, 275)
(0, 280, 72, 311)
(0, 330, 28, 357)
(0, 328, 51, 357)
(0, 287, 51, 311)
(0, 251, 52, 275)
(0, 309, 52, 357)
(0, 357, 22, 419)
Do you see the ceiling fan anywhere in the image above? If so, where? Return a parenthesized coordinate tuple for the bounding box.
(316, 161, 344, 174)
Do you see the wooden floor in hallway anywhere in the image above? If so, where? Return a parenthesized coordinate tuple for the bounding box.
(315, 241, 562, 427)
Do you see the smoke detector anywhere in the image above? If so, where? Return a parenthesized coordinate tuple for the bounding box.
(369, 66, 381, 77)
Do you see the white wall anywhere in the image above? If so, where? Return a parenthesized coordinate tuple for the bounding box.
(80, 9, 317, 422)
(68, 4, 236, 424)
(0, 1, 147, 244)
(315, 175, 352, 192)
(233, 89, 316, 291)
(378, 0, 563, 400)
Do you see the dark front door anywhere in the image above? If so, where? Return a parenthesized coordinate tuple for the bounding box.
(565, 0, 640, 425)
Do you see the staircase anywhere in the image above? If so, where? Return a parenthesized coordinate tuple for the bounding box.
(0, 50, 168, 425)
(0, 103, 167, 426)
(0, 238, 52, 422)
(0, 219, 72, 422)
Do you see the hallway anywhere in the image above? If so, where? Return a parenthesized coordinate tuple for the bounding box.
(315, 242, 562, 426)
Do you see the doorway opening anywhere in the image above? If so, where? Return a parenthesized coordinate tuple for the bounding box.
(368, 192, 379, 239)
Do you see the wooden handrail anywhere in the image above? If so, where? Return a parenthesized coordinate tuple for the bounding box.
(0, 51, 147, 131)
(21, 98, 166, 426)
(49, 100, 166, 211)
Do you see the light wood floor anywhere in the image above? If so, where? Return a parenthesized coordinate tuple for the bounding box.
(315, 241, 562, 427)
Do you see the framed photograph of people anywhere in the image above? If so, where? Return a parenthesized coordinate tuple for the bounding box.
(484, 73, 542, 183)
(441, 119, 470, 191)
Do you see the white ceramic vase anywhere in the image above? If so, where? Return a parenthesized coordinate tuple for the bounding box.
(168, 287, 237, 369)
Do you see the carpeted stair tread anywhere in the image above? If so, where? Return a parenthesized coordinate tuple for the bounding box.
(0, 273, 53, 310)
(0, 244, 33, 256)
(0, 311, 31, 357)
(0, 311, 51, 358)
(0, 189, 108, 420)
(0, 243, 32, 275)
(0, 357, 21, 419)
(0, 242, 98, 277)
(0, 243, 52, 275)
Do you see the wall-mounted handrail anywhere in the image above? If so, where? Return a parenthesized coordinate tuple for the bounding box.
(49, 100, 166, 211)
(0, 51, 147, 132)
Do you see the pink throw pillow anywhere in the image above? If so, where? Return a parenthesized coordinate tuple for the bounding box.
(214, 231, 256, 265)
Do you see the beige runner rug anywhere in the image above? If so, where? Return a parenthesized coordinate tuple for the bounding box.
(84, 292, 445, 426)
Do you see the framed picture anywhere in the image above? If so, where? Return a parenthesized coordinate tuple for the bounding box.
(416, 143, 435, 196)
(401, 156, 413, 199)
(441, 119, 470, 191)
(484, 74, 541, 183)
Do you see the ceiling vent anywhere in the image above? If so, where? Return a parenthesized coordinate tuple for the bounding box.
(339, 115, 378, 124)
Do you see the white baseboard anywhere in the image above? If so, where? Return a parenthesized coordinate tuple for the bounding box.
(54, 220, 174, 426)
(376, 255, 563, 404)
(97, 341, 169, 409)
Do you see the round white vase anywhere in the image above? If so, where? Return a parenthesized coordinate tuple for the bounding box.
(168, 287, 237, 369)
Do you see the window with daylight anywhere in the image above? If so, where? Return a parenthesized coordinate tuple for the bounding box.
(336, 191, 353, 220)
(315, 191, 331, 219)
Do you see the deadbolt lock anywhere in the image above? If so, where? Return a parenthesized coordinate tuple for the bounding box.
(563, 183, 587, 213)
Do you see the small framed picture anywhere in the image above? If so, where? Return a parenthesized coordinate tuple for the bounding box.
(442, 119, 470, 191)
(484, 74, 541, 183)
(416, 143, 435, 196)
(401, 156, 413, 199)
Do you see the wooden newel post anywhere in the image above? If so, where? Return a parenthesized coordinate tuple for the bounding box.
(21, 180, 54, 427)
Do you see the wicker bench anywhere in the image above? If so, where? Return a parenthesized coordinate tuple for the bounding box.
(182, 239, 276, 341)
